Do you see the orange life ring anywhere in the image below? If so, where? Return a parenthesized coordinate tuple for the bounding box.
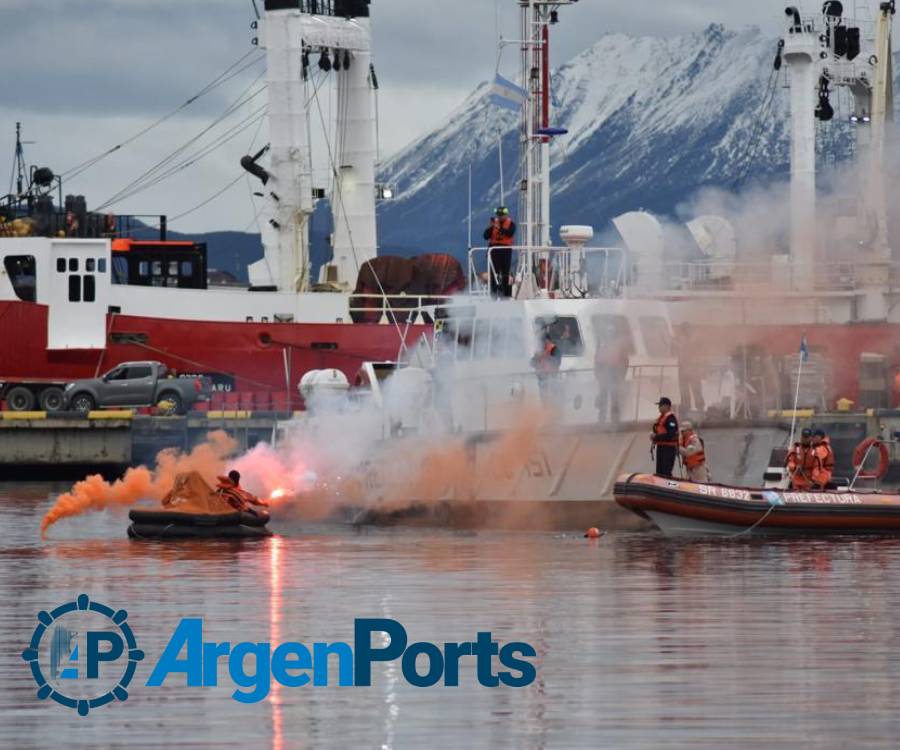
(852, 438, 890, 480)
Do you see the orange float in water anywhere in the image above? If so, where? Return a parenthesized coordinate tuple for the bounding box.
(584, 527, 602, 539)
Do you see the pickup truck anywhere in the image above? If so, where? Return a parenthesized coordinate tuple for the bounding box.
(64, 361, 210, 415)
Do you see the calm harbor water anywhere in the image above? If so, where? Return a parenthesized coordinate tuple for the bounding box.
(3, 482, 900, 748)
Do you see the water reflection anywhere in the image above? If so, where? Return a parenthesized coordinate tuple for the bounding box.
(4, 487, 900, 746)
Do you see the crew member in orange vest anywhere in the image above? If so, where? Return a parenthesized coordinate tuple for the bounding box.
(483, 206, 516, 298)
(216, 470, 269, 513)
(811, 428, 835, 490)
(786, 429, 818, 490)
(532, 332, 561, 404)
(651, 397, 679, 477)
(679, 421, 709, 483)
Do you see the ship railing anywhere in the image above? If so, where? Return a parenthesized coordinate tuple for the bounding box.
(348, 293, 454, 325)
(633, 260, 899, 295)
(467, 245, 628, 300)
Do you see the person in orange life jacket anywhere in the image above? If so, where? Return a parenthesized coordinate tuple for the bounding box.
(531, 333, 561, 404)
(811, 428, 835, 490)
(216, 470, 269, 514)
(679, 420, 710, 483)
(786, 429, 818, 490)
(595, 322, 629, 425)
(651, 397, 679, 477)
(483, 206, 516, 298)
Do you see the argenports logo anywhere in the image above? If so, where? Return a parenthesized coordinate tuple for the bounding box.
(21, 594, 145, 716)
(24, 597, 537, 715)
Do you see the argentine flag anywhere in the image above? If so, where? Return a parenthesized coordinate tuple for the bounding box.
(490, 74, 527, 112)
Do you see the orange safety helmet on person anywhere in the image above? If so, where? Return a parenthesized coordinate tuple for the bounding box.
(489, 217, 515, 247)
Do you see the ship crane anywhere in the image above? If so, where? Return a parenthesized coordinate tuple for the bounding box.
(248, 0, 378, 293)
(783, 1, 895, 310)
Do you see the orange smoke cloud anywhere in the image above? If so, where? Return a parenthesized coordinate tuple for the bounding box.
(41, 430, 237, 538)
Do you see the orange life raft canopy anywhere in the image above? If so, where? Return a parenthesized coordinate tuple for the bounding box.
(128, 471, 271, 539)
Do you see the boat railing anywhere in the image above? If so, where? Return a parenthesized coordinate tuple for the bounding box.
(632, 259, 899, 295)
(467, 245, 628, 300)
(347, 293, 454, 325)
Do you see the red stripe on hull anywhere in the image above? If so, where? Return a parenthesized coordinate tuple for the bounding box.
(0, 301, 428, 408)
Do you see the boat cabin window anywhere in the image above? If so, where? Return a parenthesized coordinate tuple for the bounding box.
(86, 258, 95, 272)
(68, 258, 78, 272)
(592, 314, 636, 358)
(639, 316, 674, 358)
(113, 242, 207, 290)
(534, 316, 584, 356)
(485, 319, 526, 359)
(56, 258, 65, 273)
(68, 275, 81, 302)
(3, 255, 36, 302)
(83, 275, 96, 303)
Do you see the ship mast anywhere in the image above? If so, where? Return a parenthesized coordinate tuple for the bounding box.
(783, 2, 895, 298)
(250, 0, 377, 293)
(517, 1, 572, 251)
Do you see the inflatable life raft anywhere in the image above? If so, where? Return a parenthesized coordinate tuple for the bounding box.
(614, 473, 900, 537)
(127, 471, 272, 540)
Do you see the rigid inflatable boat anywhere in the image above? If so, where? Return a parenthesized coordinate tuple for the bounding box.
(127, 472, 272, 540)
(614, 473, 900, 537)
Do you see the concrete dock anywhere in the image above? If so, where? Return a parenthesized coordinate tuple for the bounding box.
(0, 410, 283, 478)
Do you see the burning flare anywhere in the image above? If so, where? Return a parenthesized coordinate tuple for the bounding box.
(41, 431, 237, 538)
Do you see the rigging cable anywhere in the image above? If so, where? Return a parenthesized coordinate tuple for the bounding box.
(96, 104, 268, 209)
(62, 50, 264, 182)
(309, 68, 410, 353)
(95, 71, 268, 209)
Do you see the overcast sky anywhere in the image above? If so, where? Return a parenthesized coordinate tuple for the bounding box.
(1, 1, 794, 233)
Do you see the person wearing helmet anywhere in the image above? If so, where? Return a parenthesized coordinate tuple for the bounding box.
(483, 206, 517, 298)
(786, 428, 819, 490)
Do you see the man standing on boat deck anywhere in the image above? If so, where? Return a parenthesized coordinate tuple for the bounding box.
(679, 421, 710, 483)
(484, 207, 516, 298)
(651, 397, 679, 478)
(811, 428, 835, 490)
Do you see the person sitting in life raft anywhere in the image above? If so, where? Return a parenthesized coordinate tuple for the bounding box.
(216, 470, 269, 514)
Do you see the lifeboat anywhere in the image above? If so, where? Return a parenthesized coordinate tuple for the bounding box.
(127, 471, 272, 540)
(614, 473, 900, 537)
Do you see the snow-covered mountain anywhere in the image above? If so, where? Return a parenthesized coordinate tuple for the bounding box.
(375, 24, 863, 257)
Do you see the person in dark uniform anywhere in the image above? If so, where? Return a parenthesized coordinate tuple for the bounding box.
(483, 206, 517, 298)
(651, 397, 679, 477)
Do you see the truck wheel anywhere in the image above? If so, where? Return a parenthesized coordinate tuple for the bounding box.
(71, 393, 96, 413)
(39, 387, 66, 412)
(6, 386, 35, 412)
(159, 392, 184, 415)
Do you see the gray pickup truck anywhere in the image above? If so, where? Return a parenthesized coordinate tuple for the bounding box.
(64, 361, 210, 415)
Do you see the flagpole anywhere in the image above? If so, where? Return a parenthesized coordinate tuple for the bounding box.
(498, 135, 505, 207)
(788, 335, 808, 449)
(468, 163, 473, 249)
